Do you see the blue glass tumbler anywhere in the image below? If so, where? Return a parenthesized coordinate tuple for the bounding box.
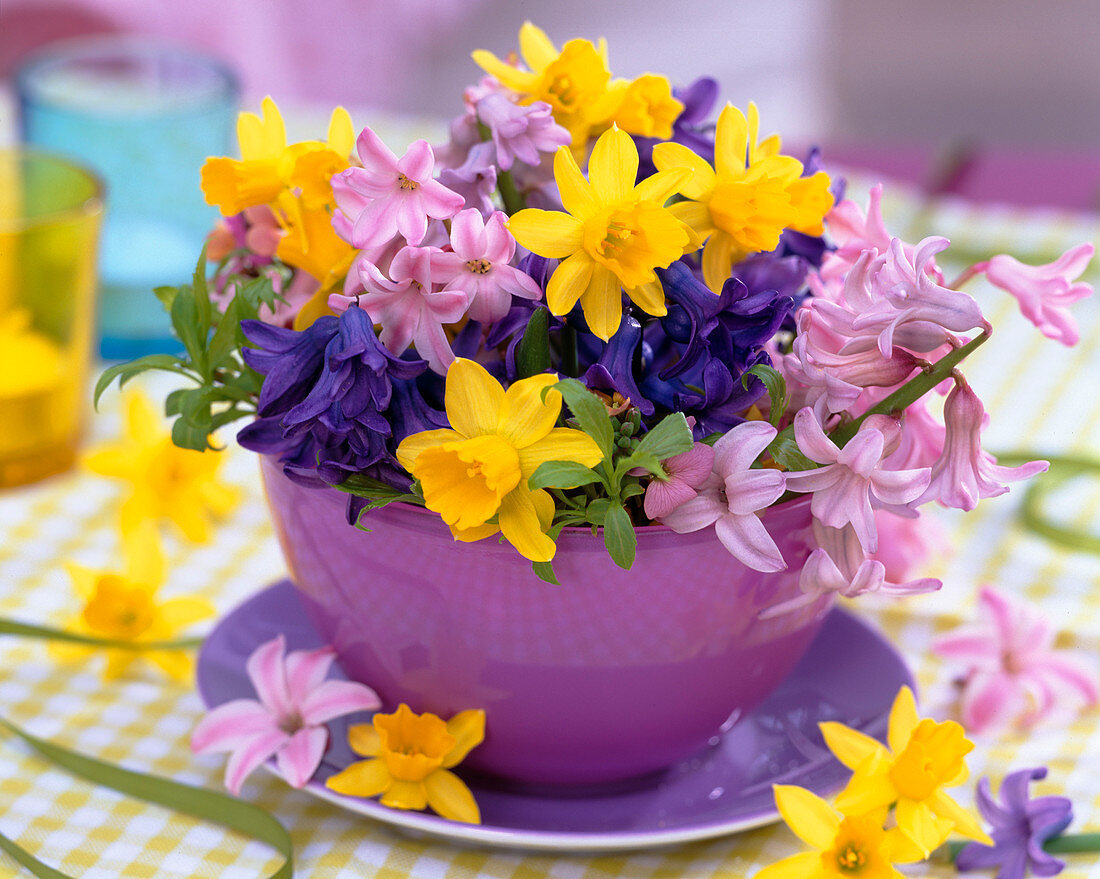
(16, 37, 239, 359)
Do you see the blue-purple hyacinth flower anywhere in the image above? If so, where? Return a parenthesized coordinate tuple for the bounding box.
(237, 305, 444, 489)
(957, 767, 1073, 879)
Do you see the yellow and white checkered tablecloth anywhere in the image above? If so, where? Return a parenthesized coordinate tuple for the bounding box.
(1, 187, 1099, 878)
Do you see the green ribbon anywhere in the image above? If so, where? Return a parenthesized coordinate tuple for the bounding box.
(0, 716, 294, 878)
(1005, 453, 1100, 556)
(0, 618, 204, 651)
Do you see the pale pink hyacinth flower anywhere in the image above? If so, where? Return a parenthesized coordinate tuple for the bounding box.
(659, 421, 787, 572)
(871, 508, 951, 583)
(819, 183, 897, 282)
(330, 246, 469, 375)
(643, 441, 715, 520)
(917, 375, 1047, 511)
(429, 209, 543, 323)
(783, 408, 930, 553)
(762, 520, 941, 618)
(933, 586, 1099, 733)
(475, 93, 570, 170)
(332, 126, 465, 250)
(984, 242, 1095, 346)
(191, 635, 380, 794)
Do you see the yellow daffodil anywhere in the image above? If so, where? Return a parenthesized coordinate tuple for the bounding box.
(820, 685, 993, 856)
(757, 785, 926, 879)
(472, 22, 614, 149)
(603, 74, 684, 140)
(84, 391, 240, 543)
(396, 359, 602, 562)
(326, 704, 485, 824)
(53, 524, 214, 681)
(507, 126, 696, 341)
(274, 191, 357, 294)
(653, 102, 834, 292)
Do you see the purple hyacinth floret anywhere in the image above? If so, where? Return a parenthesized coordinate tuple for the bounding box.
(237, 305, 441, 490)
(957, 767, 1073, 879)
(582, 314, 656, 415)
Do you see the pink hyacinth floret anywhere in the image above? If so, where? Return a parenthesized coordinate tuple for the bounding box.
(429, 209, 542, 323)
(917, 374, 1048, 511)
(984, 242, 1095, 346)
(659, 421, 787, 572)
(933, 586, 1099, 733)
(332, 126, 465, 250)
(475, 93, 570, 171)
(643, 441, 715, 520)
(784, 408, 930, 553)
(191, 635, 381, 795)
(332, 245, 469, 375)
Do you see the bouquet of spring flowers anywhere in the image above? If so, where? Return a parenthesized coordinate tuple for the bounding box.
(102, 21, 1094, 594)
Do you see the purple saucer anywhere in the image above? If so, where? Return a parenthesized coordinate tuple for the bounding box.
(197, 580, 913, 853)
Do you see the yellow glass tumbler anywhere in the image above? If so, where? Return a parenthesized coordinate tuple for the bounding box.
(0, 149, 103, 487)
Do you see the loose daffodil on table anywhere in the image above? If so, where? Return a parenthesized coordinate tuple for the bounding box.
(84, 391, 240, 543)
(397, 359, 602, 562)
(326, 704, 485, 824)
(508, 126, 696, 341)
(653, 102, 834, 292)
(756, 786, 925, 879)
(821, 685, 992, 856)
(53, 524, 214, 681)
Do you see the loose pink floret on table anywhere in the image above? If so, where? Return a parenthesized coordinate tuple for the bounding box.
(783, 408, 930, 554)
(191, 635, 381, 795)
(429, 209, 542, 323)
(933, 586, 1099, 733)
(332, 126, 465, 250)
(984, 242, 1095, 346)
(658, 421, 787, 573)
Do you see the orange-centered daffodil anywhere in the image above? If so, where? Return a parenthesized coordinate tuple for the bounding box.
(653, 102, 834, 292)
(756, 786, 925, 879)
(507, 126, 696, 341)
(396, 359, 602, 562)
(326, 704, 485, 824)
(820, 685, 993, 856)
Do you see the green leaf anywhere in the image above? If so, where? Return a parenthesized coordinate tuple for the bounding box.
(602, 501, 637, 569)
(532, 560, 560, 585)
(633, 411, 693, 461)
(0, 827, 71, 879)
(171, 411, 213, 452)
(768, 429, 816, 471)
(552, 378, 614, 461)
(192, 247, 213, 341)
(742, 364, 788, 426)
(0, 716, 294, 879)
(528, 460, 603, 491)
(153, 285, 181, 313)
(93, 355, 190, 409)
(207, 296, 245, 373)
(620, 482, 646, 500)
(515, 307, 551, 378)
(585, 497, 610, 525)
(170, 287, 208, 379)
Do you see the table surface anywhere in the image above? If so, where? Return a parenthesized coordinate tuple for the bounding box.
(1, 182, 1099, 878)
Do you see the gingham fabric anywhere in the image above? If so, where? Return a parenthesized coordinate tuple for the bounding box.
(0, 185, 1098, 878)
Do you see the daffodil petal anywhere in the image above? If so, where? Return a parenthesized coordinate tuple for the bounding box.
(470, 50, 539, 94)
(632, 167, 691, 207)
(588, 127, 638, 205)
(497, 373, 561, 448)
(507, 207, 584, 258)
(518, 21, 557, 70)
(752, 853, 823, 879)
(819, 721, 887, 770)
(82, 447, 134, 479)
(714, 103, 749, 177)
(149, 650, 195, 683)
(625, 280, 667, 317)
(895, 798, 953, 857)
(773, 784, 839, 850)
(888, 685, 920, 753)
(425, 768, 481, 824)
(326, 106, 355, 158)
(396, 428, 462, 471)
(884, 826, 933, 864)
(156, 597, 216, 630)
(546, 252, 594, 316)
(443, 359, 504, 438)
(381, 779, 429, 810)
(928, 790, 994, 845)
(442, 710, 486, 768)
(450, 521, 500, 543)
(498, 485, 556, 562)
(553, 146, 597, 219)
(326, 757, 391, 798)
(701, 231, 738, 294)
(651, 142, 716, 200)
(347, 724, 382, 757)
(581, 264, 623, 342)
(518, 428, 604, 478)
(669, 200, 715, 242)
(122, 521, 164, 588)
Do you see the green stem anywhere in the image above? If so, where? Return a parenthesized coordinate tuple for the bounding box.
(830, 330, 991, 448)
(944, 832, 1100, 862)
(0, 618, 204, 651)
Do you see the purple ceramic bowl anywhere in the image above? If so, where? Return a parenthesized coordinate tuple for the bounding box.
(260, 456, 831, 785)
